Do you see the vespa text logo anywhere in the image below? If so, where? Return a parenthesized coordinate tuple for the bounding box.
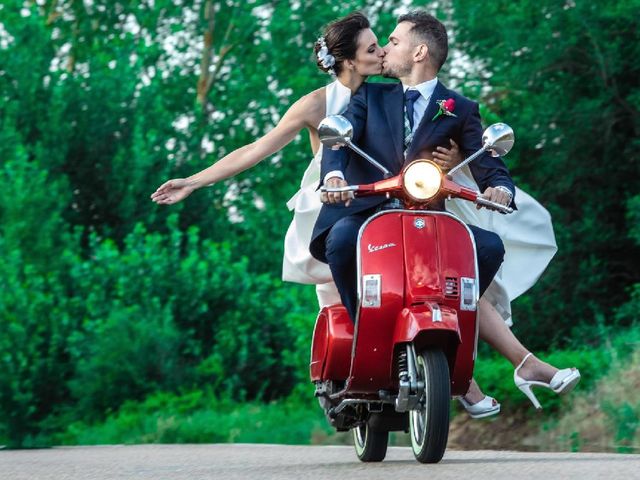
(367, 242, 397, 253)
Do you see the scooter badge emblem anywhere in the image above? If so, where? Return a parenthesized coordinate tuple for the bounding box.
(414, 218, 426, 229)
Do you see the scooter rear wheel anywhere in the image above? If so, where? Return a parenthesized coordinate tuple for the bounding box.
(409, 348, 450, 463)
(352, 422, 388, 462)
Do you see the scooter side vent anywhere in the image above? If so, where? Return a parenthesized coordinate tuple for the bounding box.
(444, 277, 459, 297)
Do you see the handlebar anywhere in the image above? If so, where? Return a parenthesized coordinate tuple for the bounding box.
(474, 196, 514, 214)
(322, 184, 513, 214)
(319, 185, 359, 193)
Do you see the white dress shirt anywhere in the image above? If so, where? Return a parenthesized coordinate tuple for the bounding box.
(403, 77, 438, 132)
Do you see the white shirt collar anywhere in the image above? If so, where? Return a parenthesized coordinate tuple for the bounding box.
(402, 77, 438, 100)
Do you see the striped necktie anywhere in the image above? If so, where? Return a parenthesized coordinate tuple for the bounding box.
(404, 89, 421, 154)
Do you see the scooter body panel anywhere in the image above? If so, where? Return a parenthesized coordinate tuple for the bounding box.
(429, 213, 479, 395)
(349, 213, 405, 392)
(310, 306, 352, 382)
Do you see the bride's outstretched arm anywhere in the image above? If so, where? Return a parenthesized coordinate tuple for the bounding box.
(151, 94, 319, 205)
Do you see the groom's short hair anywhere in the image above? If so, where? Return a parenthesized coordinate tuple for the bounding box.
(398, 11, 448, 71)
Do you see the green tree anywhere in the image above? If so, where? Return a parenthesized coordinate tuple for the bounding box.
(450, 0, 640, 347)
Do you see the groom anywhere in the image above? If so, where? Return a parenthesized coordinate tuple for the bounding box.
(309, 11, 516, 323)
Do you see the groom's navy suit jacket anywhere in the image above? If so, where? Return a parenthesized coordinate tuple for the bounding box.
(309, 81, 516, 263)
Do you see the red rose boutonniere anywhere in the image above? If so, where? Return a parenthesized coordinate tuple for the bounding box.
(432, 98, 457, 121)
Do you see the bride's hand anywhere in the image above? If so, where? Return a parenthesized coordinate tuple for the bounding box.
(150, 178, 196, 205)
(431, 138, 461, 171)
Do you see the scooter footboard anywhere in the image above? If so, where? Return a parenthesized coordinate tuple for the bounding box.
(393, 306, 474, 396)
(309, 305, 353, 382)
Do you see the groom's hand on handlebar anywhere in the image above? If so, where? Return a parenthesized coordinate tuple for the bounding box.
(478, 186, 512, 210)
(322, 177, 354, 207)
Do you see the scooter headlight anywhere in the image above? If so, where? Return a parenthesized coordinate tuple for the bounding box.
(403, 160, 442, 202)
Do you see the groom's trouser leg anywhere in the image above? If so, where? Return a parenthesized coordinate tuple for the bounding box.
(467, 225, 505, 296)
(324, 213, 369, 323)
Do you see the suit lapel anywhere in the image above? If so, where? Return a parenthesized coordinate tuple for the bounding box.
(382, 83, 405, 163)
(406, 81, 450, 160)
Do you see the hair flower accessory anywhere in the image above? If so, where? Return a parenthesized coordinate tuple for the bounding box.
(316, 36, 336, 76)
(432, 98, 457, 121)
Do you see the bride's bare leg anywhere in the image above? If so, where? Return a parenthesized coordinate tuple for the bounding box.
(463, 378, 497, 405)
(477, 297, 558, 383)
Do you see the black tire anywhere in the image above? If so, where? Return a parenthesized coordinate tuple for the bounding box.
(409, 348, 450, 463)
(352, 422, 389, 462)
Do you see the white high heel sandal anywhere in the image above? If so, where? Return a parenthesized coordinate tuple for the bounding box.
(513, 352, 581, 409)
(457, 395, 501, 419)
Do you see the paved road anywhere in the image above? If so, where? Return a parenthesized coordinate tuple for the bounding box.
(1, 444, 638, 480)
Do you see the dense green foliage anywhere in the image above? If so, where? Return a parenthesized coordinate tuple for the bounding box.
(46, 327, 640, 450)
(450, 0, 640, 343)
(0, 0, 638, 448)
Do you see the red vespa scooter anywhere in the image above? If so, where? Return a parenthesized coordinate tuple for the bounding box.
(310, 116, 515, 464)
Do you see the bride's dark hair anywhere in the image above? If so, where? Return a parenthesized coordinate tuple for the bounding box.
(314, 12, 370, 76)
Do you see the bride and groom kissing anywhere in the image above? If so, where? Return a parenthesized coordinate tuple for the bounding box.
(151, 10, 579, 418)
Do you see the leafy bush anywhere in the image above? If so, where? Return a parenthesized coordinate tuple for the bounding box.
(0, 208, 317, 446)
(0, 146, 78, 446)
(55, 389, 332, 446)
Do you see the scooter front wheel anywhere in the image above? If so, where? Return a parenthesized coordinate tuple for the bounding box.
(409, 348, 450, 463)
(352, 421, 388, 462)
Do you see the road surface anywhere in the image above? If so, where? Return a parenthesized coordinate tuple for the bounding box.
(1, 444, 638, 479)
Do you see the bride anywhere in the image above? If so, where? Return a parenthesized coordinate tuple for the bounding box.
(151, 12, 578, 418)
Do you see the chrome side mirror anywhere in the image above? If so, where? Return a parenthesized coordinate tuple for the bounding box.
(318, 115, 353, 148)
(448, 123, 515, 176)
(482, 123, 514, 157)
(317, 115, 391, 178)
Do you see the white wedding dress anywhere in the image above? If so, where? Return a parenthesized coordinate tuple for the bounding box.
(282, 80, 349, 307)
(282, 80, 557, 324)
(445, 170, 557, 325)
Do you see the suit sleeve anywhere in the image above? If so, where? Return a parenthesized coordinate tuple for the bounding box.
(319, 84, 369, 185)
(460, 102, 516, 206)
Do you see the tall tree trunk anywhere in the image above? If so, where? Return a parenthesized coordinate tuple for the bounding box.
(197, 0, 216, 108)
(196, 1, 236, 112)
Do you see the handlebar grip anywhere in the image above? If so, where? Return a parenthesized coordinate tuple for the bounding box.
(320, 186, 359, 194)
(475, 196, 513, 214)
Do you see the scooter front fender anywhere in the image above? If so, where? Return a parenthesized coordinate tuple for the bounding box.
(393, 305, 474, 396)
(393, 305, 461, 346)
(393, 305, 461, 377)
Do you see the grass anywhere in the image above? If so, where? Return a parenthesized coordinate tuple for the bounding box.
(534, 348, 640, 453)
(54, 387, 337, 446)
